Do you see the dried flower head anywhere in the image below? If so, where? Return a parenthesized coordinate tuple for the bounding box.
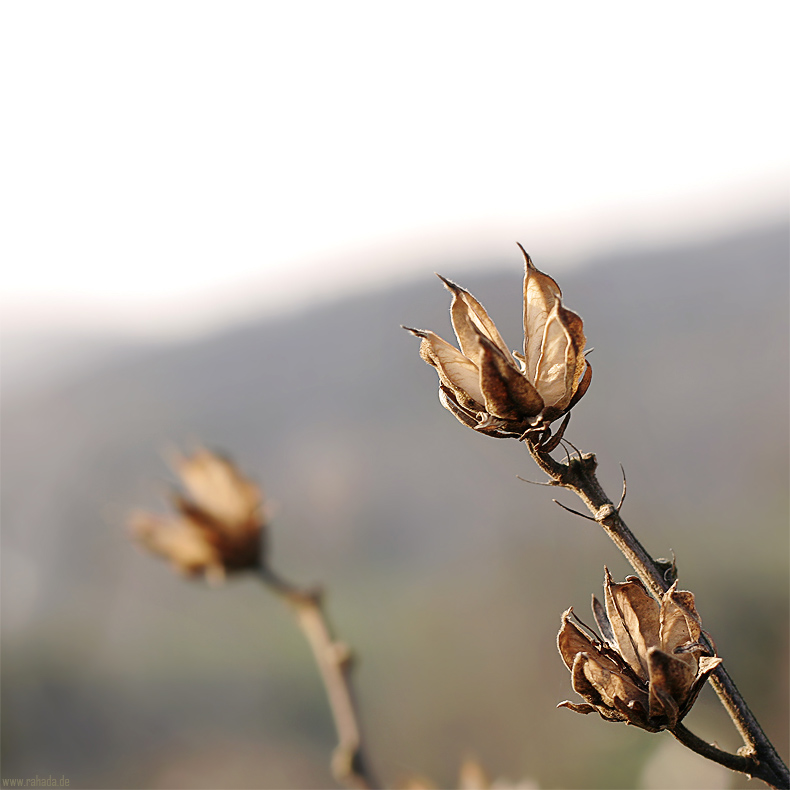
(557, 568, 722, 732)
(130, 448, 265, 583)
(405, 246, 591, 439)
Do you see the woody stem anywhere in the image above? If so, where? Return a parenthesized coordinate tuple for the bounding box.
(259, 567, 380, 790)
(670, 722, 782, 783)
(526, 440, 789, 790)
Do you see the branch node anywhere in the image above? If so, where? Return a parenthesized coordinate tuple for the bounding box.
(595, 503, 616, 523)
(333, 641, 355, 670)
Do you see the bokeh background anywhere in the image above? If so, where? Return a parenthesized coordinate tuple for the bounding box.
(2, 4, 788, 789)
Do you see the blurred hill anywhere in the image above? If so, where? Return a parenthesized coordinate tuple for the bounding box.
(2, 222, 788, 789)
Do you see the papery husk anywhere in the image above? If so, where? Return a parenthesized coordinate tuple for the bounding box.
(557, 572, 722, 732)
(131, 449, 265, 580)
(405, 248, 590, 439)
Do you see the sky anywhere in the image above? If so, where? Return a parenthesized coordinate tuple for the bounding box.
(2, 2, 788, 339)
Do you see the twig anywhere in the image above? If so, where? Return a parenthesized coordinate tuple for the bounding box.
(526, 440, 789, 790)
(671, 722, 761, 777)
(260, 567, 380, 790)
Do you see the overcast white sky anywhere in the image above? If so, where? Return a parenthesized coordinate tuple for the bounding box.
(2, 2, 788, 338)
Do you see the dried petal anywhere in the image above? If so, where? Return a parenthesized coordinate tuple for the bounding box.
(533, 299, 587, 412)
(564, 357, 592, 414)
(556, 700, 599, 716)
(130, 511, 223, 578)
(437, 385, 478, 425)
(557, 301, 587, 407)
(677, 655, 724, 721)
(175, 449, 261, 531)
(565, 654, 642, 726)
(604, 569, 660, 680)
(592, 594, 616, 649)
(520, 247, 562, 384)
(410, 328, 486, 409)
(647, 647, 697, 727)
(581, 652, 649, 714)
(438, 386, 515, 437)
(569, 652, 606, 708)
(558, 608, 604, 671)
(439, 275, 510, 360)
(477, 334, 544, 420)
(659, 583, 702, 663)
(532, 301, 572, 408)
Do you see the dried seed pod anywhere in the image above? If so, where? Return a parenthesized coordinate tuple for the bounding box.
(405, 247, 590, 438)
(130, 448, 265, 583)
(557, 568, 722, 732)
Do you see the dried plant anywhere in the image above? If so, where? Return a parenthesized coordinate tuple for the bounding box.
(403, 245, 590, 445)
(557, 569, 722, 732)
(405, 248, 789, 789)
(130, 448, 264, 583)
(131, 247, 788, 789)
(131, 449, 377, 789)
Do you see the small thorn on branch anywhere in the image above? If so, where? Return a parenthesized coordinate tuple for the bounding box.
(617, 463, 627, 512)
(517, 475, 559, 487)
(560, 437, 582, 460)
(552, 498, 597, 521)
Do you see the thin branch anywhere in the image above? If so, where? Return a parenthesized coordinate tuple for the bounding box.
(260, 567, 380, 790)
(670, 723, 755, 774)
(671, 723, 788, 789)
(526, 439, 789, 790)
